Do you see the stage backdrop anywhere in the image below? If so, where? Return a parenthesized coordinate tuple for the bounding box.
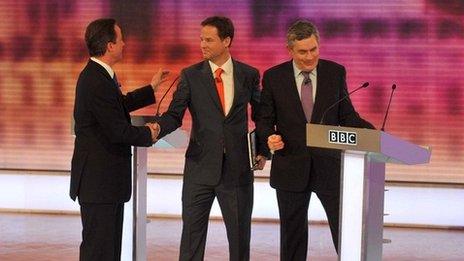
(0, 0, 463, 183)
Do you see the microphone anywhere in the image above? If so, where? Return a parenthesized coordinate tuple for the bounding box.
(319, 82, 369, 124)
(380, 84, 396, 131)
(155, 76, 180, 117)
(304, 78, 311, 85)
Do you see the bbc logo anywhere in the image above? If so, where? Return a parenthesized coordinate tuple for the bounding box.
(328, 130, 357, 145)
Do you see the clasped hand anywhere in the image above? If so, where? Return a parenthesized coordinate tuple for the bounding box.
(145, 122, 161, 142)
(267, 134, 285, 154)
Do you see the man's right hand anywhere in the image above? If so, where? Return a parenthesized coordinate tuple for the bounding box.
(146, 122, 160, 142)
(268, 134, 285, 153)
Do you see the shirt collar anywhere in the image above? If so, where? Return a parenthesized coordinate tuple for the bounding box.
(292, 60, 317, 78)
(209, 56, 233, 75)
(91, 57, 115, 78)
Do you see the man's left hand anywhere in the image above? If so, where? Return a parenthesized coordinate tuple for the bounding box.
(253, 155, 267, 170)
(151, 68, 170, 91)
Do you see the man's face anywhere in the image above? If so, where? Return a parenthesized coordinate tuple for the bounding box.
(200, 25, 230, 63)
(108, 25, 125, 62)
(288, 35, 320, 72)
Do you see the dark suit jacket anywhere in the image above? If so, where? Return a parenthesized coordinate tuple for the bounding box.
(257, 59, 374, 192)
(157, 59, 264, 186)
(70, 60, 155, 203)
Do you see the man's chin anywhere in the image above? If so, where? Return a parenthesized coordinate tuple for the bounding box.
(303, 64, 317, 71)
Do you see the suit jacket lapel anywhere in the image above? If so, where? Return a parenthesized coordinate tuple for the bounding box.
(200, 61, 224, 115)
(311, 60, 329, 123)
(227, 60, 244, 119)
(283, 61, 307, 123)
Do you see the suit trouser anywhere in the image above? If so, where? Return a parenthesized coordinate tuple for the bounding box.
(79, 202, 124, 261)
(179, 179, 253, 261)
(276, 188, 339, 261)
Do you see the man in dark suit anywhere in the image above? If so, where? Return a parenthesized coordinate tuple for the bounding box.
(70, 18, 167, 261)
(256, 20, 375, 260)
(152, 16, 266, 261)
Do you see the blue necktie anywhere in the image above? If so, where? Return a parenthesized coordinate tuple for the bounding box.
(113, 73, 121, 89)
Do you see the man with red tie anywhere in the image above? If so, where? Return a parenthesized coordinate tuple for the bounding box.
(256, 20, 374, 260)
(152, 16, 267, 261)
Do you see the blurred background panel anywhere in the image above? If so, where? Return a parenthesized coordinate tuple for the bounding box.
(0, 0, 462, 183)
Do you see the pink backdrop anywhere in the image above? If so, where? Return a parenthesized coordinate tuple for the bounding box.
(0, 0, 463, 183)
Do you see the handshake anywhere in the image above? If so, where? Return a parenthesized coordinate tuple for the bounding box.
(145, 122, 161, 142)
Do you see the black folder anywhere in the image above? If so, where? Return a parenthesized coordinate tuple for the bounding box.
(247, 130, 258, 170)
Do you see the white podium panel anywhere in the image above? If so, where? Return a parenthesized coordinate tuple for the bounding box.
(122, 116, 188, 260)
(122, 147, 148, 261)
(306, 124, 431, 261)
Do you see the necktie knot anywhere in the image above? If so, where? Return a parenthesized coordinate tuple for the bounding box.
(215, 68, 223, 82)
(301, 71, 311, 85)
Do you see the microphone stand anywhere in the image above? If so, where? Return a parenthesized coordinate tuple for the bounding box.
(319, 82, 369, 124)
(381, 84, 396, 131)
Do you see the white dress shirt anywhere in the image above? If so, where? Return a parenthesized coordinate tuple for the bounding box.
(90, 57, 115, 79)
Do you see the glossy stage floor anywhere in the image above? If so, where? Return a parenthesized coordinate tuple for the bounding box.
(0, 213, 463, 261)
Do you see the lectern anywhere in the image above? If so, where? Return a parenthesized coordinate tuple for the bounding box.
(120, 116, 188, 261)
(306, 123, 431, 261)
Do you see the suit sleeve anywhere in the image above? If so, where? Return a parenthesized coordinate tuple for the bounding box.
(122, 85, 156, 112)
(255, 71, 276, 156)
(90, 79, 153, 146)
(249, 68, 261, 122)
(338, 67, 375, 129)
(248, 68, 268, 156)
(157, 70, 190, 138)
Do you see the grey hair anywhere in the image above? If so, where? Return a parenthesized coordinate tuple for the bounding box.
(286, 20, 320, 47)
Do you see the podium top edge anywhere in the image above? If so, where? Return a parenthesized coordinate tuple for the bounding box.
(306, 123, 431, 164)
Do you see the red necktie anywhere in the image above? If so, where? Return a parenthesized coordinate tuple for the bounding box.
(214, 68, 225, 114)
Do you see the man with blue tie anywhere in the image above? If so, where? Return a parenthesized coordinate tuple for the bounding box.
(70, 18, 168, 261)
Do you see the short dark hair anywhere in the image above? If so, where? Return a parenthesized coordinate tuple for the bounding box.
(85, 18, 117, 57)
(201, 16, 234, 47)
(287, 20, 320, 47)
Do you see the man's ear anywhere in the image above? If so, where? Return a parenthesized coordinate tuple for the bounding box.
(223, 37, 231, 48)
(106, 42, 114, 53)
